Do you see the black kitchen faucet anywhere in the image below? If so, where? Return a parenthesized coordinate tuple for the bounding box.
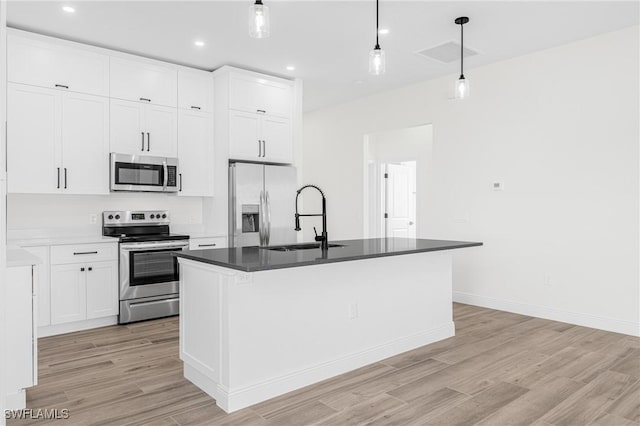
(294, 185, 328, 251)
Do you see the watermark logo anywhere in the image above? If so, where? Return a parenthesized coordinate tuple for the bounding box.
(5, 408, 70, 420)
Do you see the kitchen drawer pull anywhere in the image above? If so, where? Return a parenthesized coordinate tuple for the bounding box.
(55, 84, 69, 89)
(73, 251, 98, 255)
(257, 109, 266, 114)
(139, 97, 151, 102)
(190, 106, 201, 110)
(198, 243, 217, 247)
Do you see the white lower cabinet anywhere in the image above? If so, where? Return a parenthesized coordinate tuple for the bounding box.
(5, 264, 38, 409)
(22, 246, 51, 327)
(86, 261, 119, 319)
(189, 236, 227, 250)
(51, 263, 87, 324)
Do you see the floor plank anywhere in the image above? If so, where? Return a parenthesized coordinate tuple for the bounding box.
(8, 303, 639, 426)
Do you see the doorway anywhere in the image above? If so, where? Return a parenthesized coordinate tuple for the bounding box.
(364, 124, 432, 239)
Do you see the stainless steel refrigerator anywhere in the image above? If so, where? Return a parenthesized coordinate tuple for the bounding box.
(229, 162, 298, 247)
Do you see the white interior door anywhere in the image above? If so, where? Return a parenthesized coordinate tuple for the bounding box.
(61, 92, 109, 194)
(385, 162, 416, 238)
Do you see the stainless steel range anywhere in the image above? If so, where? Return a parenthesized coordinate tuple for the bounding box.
(102, 210, 189, 324)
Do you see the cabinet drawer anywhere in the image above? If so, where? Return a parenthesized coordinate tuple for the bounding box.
(51, 243, 117, 265)
(189, 237, 227, 250)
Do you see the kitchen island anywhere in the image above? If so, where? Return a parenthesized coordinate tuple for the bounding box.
(174, 238, 481, 413)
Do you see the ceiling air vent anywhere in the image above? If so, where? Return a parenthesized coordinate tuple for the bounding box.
(416, 41, 478, 64)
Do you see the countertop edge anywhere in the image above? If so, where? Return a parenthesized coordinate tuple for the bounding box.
(174, 241, 483, 273)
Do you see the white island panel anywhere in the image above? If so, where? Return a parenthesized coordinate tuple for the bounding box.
(179, 250, 455, 413)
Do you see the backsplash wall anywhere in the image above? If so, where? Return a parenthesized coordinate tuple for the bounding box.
(7, 193, 206, 237)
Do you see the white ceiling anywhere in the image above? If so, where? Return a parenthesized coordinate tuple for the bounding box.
(7, 1, 639, 112)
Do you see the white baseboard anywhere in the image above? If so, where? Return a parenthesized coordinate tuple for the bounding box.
(453, 291, 639, 337)
(187, 322, 455, 413)
(38, 316, 117, 337)
(4, 390, 25, 410)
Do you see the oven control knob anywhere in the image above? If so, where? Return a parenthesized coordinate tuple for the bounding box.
(150, 214, 155, 219)
(108, 215, 114, 220)
(115, 214, 120, 220)
(162, 214, 167, 219)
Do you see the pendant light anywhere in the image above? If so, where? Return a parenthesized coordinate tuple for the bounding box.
(454, 16, 470, 99)
(249, 0, 270, 39)
(368, 0, 385, 75)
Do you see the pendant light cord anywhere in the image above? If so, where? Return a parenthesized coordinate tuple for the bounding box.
(375, 0, 380, 49)
(460, 22, 464, 77)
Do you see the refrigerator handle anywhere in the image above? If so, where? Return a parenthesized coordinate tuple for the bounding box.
(265, 191, 272, 246)
(259, 190, 266, 246)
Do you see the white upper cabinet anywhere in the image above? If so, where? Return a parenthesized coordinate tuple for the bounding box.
(261, 115, 293, 164)
(178, 69, 213, 112)
(110, 57, 177, 107)
(8, 33, 109, 97)
(228, 72, 293, 118)
(7, 83, 110, 195)
(61, 92, 110, 194)
(178, 109, 214, 197)
(7, 84, 61, 194)
(110, 99, 178, 157)
(229, 110, 262, 161)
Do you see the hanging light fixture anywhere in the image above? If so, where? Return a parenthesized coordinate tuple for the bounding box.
(454, 16, 470, 99)
(249, 0, 270, 39)
(368, 0, 385, 75)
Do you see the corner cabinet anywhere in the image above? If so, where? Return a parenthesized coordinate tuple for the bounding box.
(7, 83, 109, 195)
(215, 67, 296, 165)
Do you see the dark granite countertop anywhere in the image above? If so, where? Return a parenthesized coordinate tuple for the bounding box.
(174, 238, 482, 273)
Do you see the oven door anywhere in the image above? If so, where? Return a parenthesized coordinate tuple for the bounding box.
(120, 240, 189, 300)
(110, 153, 178, 193)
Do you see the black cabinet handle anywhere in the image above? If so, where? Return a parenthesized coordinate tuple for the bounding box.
(73, 251, 98, 255)
(257, 109, 266, 114)
(258, 140, 261, 157)
(88, 267, 93, 271)
(179, 173, 182, 191)
(190, 106, 201, 110)
(80, 267, 85, 272)
(55, 84, 69, 89)
(262, 140, 266, 158)
(146, 132, 150, 151)
(141, 132, 145, 151)
(64, 168, 68, 189)
(57, 167, 60, 189)
(139, 97, 151, 102)
(198, 243, 217, 247)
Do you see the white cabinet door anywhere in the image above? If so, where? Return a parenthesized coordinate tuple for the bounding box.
(8, 34, 109, 96)
(7, 83, 62, 194)
(145, 104, 178, 157)
(61, 92, 109, 194)
(23, 246, 51, 328)
(178, 69, 213, 112)
(5, 266, 35, 391)
(110, 57, 177, 107)
(229, 73, 292, 118)
(229, 110, 261, 161)
(50, 264, 87, 325)
(86, 261, 118, 319)
(178, 109, 214, 196)
(110, 99, 145, 155)
(261, 115, 293, 164)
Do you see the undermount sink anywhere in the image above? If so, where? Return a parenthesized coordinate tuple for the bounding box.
(262, 243, 345, 252)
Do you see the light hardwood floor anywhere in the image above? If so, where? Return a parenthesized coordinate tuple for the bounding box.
(8, 303, 640, 426)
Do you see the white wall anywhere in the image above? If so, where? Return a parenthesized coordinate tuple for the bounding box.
(303, 26, 639, 335)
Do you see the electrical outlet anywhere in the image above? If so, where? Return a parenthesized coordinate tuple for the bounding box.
(89, 214, 98, 224)
(348, 303, 359, 319)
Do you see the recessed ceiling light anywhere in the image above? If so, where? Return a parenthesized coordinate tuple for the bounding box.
(354, 80, 365, 85)
(194, 40, 205, 47)
(62, 5, 75, 13)
(286, 65, 295, 71)
(379, 28, 390, 35)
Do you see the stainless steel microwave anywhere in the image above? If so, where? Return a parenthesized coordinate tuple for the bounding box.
(110, 153, 179, 193)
